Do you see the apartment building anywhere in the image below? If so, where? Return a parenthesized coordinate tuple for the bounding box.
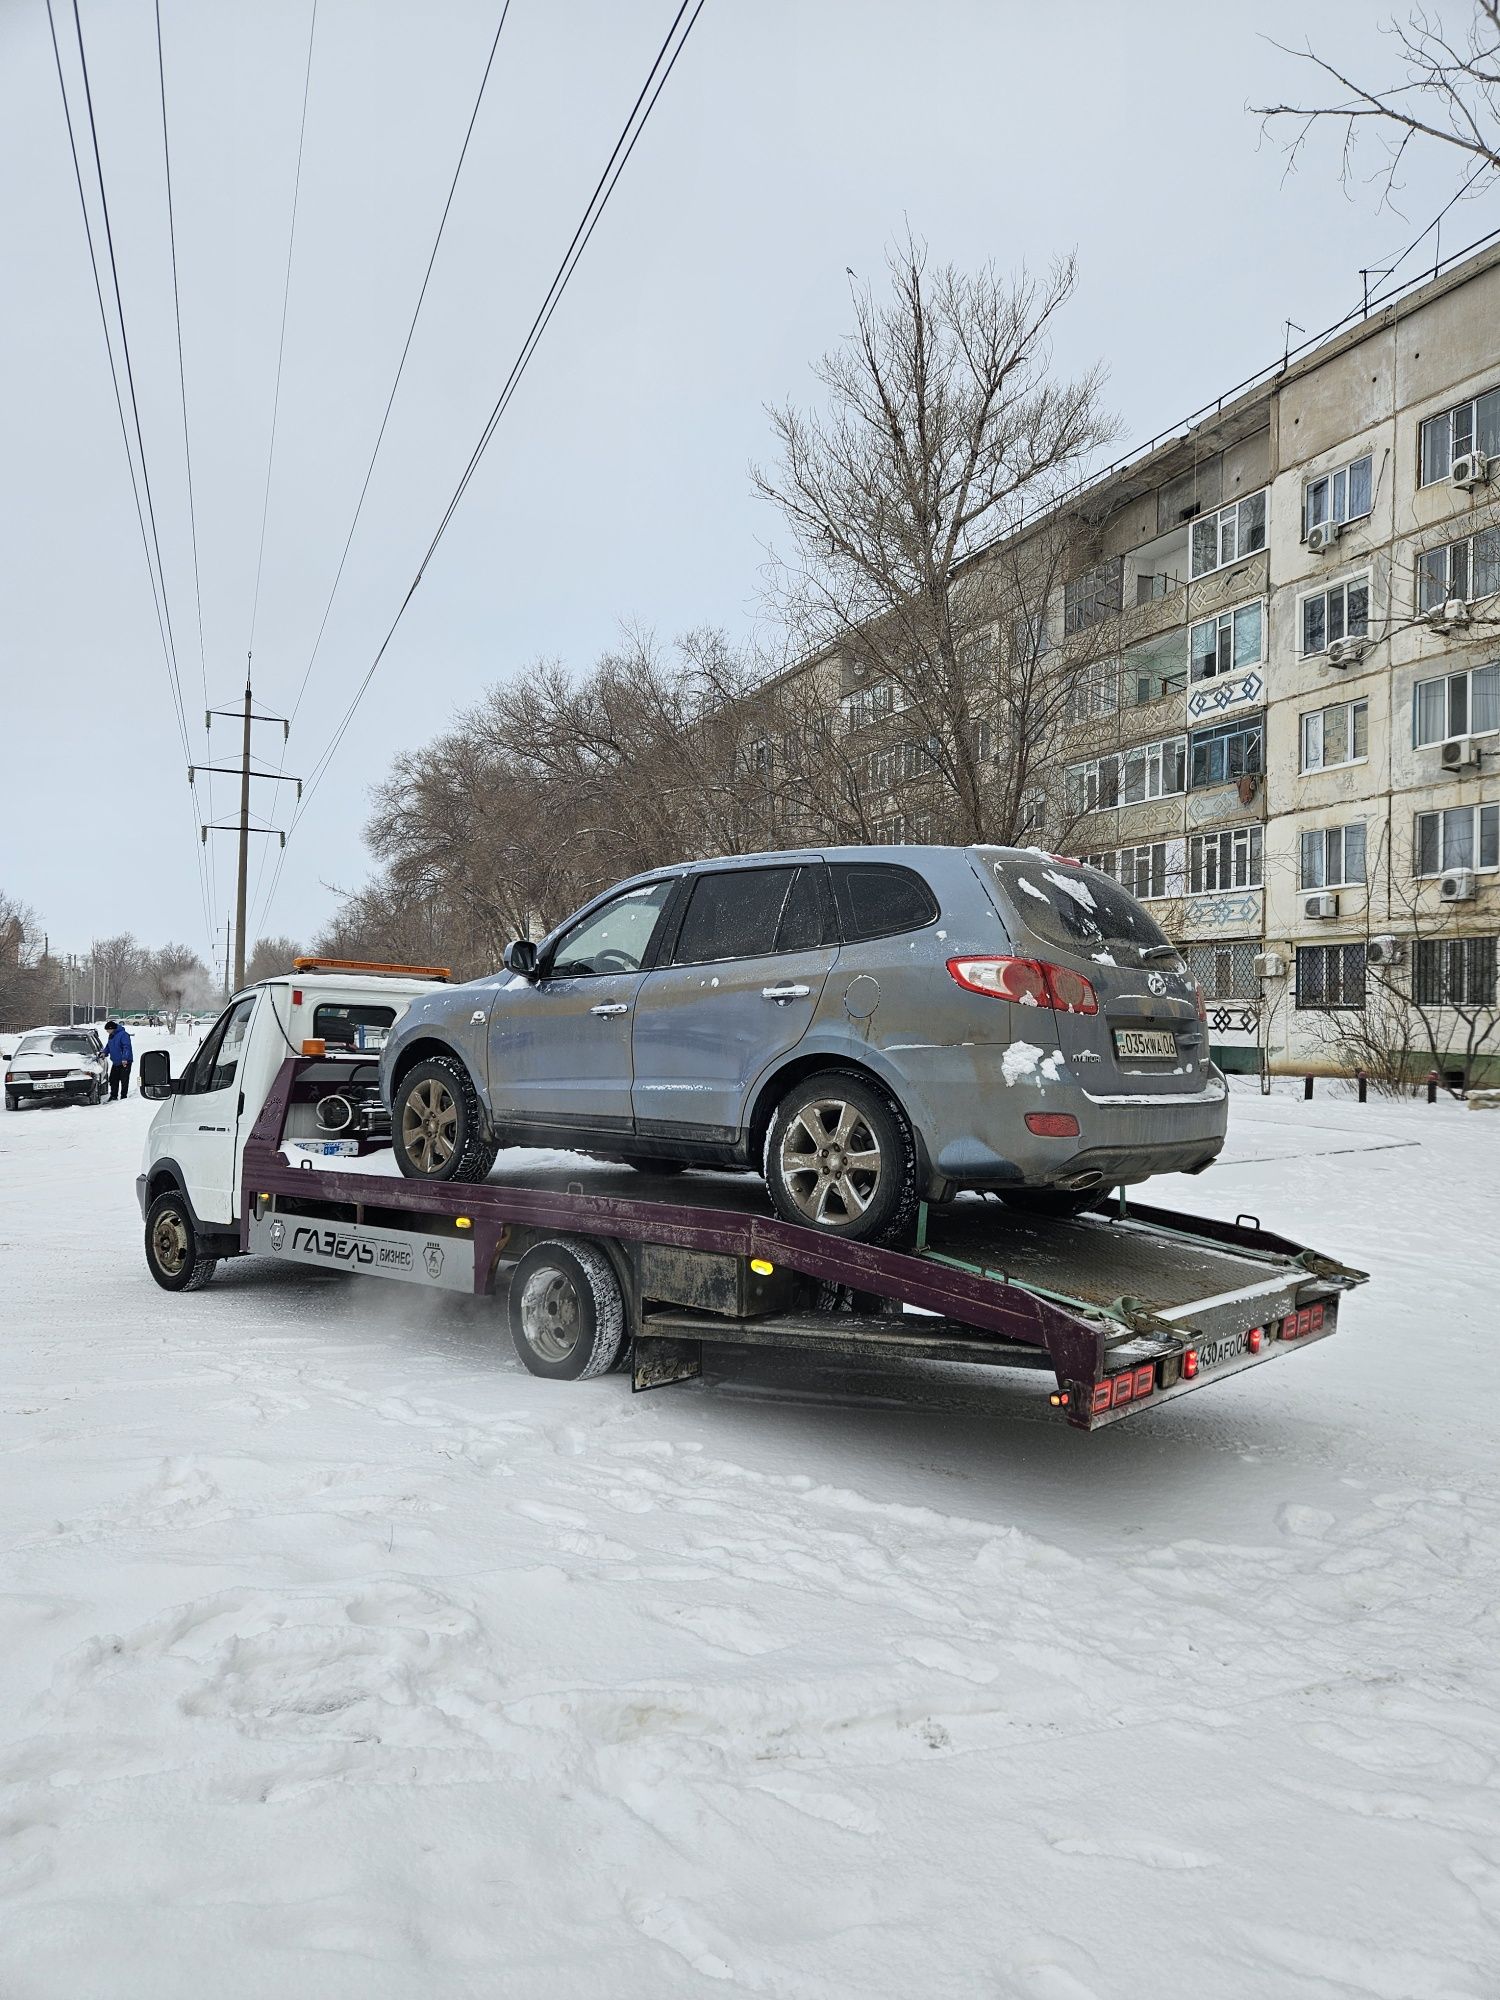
(826, 237, 1500, 1080)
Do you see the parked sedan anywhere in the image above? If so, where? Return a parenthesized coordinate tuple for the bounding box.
(378, 845, 1228, 1241)
(4, 1027, 109, 1110)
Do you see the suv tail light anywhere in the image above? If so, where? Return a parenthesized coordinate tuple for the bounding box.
(946, 956, 1098, 1015)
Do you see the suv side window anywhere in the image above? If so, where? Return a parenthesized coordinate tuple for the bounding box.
(548, 879, 676, 978)
(829, 863, 939, 942)
(183, 996, 256, 1095)
(670, 864, 833, 966)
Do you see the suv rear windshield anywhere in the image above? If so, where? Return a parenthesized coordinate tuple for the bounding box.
(986, 854, 1177, 963)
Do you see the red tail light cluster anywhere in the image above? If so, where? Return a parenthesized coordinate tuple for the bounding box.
(1279, 1303, 1325, 1340)
(946, 956, 1099, 1014)
(1181, 1347, 1200, 1380)
(1089, 1363, 1156, 1416)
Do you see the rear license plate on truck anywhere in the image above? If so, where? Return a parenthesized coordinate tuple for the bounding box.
(1113, 1029, 1176, 1060)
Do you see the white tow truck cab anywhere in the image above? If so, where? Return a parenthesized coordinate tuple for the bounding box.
(136, 961, 448, 1272)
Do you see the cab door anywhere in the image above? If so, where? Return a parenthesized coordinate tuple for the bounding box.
(632, 862, 839, 1143)
(169, 994, 258, 1224)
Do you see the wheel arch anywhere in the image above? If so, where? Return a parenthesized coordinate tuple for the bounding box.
(390, 1034, 472, 1095)
(745, 1048, 921, 1172)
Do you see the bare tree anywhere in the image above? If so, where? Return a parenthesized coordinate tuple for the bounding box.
(754, 235, 1117, 847)
(246, 936, 304, 986)
(90, 934, 140, 1015)
(144, 945, 212, 1030)
(1256, 4, 1500, 200)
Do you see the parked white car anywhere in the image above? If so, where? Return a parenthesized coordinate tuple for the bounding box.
(4, 1026, 109, 1110)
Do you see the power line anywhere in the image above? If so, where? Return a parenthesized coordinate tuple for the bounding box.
(153, 0, 215, 931)
(255, 0, 708, 935)
(45, 0, 215, 956)
(248, 0, 319, 660)
(244, 0, 514, 947)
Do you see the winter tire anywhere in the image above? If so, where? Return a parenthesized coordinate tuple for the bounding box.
(763, 1070, 918, 1245)
(392, 1057, 499, 1184)
(998, 1187, 1107, 1220)
(4, 1093, 18, 1112)
(145, 1188, 219, 1293)
(506, 1239, 626, 1381)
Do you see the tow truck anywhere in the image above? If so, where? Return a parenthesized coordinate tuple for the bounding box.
(136, 962, 1366, 1431)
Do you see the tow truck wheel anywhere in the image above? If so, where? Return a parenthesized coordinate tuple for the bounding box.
(507, 1239, 625, 1381)
(764, 1071, 918, 1245)
(391, 1057, 499, 1183)
(144, 1188, 219, 1293)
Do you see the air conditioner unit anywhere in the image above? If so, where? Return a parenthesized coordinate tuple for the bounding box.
(1439, 867, 1477, 902)
(1302, 892, 1339, 921)
(1451, 451, 1491, 490)
(1428, 598, 1471, 632)
(1326, 637, 1368, 669)
(1440, 735, 1482, 773)
(1253, 950, 1286, 979)
(1306, 520, 1343, 554)
(1366, 935, 1404, 968)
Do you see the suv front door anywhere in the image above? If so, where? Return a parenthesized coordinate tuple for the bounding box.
(631, 862, 839, 1145)
(487, 877, 678, 1141)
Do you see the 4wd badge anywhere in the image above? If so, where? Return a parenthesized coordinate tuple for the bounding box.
(269, 1219, 286, 1251)
(423, 1242, 445, 1278)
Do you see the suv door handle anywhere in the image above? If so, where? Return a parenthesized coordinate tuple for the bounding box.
(590, 1002, 629, 1017)
(762, 984, 811, 1001)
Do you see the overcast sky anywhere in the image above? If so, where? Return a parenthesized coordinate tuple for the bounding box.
(3, 0, 1498, 970)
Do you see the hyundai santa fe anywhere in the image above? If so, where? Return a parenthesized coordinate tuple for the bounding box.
(378, 845, 1228, 1241)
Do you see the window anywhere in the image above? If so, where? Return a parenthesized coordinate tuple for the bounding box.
(1419, 386, 1500, 485)
(973, 719, 993, 761)
(550, 878, 676, 977)
(185, 995, 256, 1095)
(1189, 824, 1263, 893)
(1116, 842, 1169, 901)
(911, 814, 935, 843)
(830, 863, 939, 941)
(1189, 717, 1263, 788)
(670, 866, 831, 965)
(1412, 663, 1500, 745)
(987, 854, 1177, 954)
(1012, 611, 1052, 660)
(1065, 658, 1119, 724)
(1300, 824, 1367, 889)
(1413, 936, 1497, 1008)
(1190, 490, 1267, 578)
(1191, 600, 1264, 680)
(875, 814, 907, 844)
(1415, 804, 1500, 875)
(1417, 528, 1500, 611)
(1124, 631, 1189, 706)
(1064, 558, 1123, 634)
(1065, 736, 1186, 814)
(901, 734, 942, 780)
(1080, 850, 1116, 878)
(1296, 943, 1366, 1010)
(866, 745, 896, 788)
(1304, 454, 1374, 535)
(1301, 575, 1370, 655)
(52, 1031, 100, 1058)
(1300, 699, 1368, 771)
(313, 1002, 396, 1050)
(1185, 940, 1258, 1002)
(841, 688, 871, 732)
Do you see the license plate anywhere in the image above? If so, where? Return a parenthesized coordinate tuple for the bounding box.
(1196, 1329, 1253, 1369)
(1113, 1028, 1176, 1060)
(34, 1080, 65, 1092)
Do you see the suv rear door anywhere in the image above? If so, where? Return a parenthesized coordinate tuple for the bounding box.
(632, 862, 838, 1143)
(980, 854, 1206, 1095)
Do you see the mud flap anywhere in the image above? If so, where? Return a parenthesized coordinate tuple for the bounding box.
(631, 1333, 703, 1391)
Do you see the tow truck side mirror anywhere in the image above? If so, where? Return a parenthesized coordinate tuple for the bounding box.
(139, 1049, 175, 1100)
(503, 939, 538, 976)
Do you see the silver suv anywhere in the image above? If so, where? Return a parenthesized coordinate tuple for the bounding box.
(379, 845, 1227, 1240)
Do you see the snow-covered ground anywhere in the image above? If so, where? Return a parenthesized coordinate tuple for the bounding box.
(2, 1051, 1497, 1999)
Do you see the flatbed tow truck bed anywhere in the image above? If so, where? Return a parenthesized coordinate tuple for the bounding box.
(234, 1057, 1366, 1431)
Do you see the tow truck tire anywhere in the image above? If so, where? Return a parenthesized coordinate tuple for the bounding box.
(763, 1070, 918, 1246)
(391, 1057, 499, 1184)
(145, 1188, 219, 1293)
(999, 1187, 1107, 1219)
(507, 1239, 625, 1381)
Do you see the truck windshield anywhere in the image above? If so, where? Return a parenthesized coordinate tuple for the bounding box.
(985, 854, 1179, 965)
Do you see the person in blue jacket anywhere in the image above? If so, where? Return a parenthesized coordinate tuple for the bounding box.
(102, 1021, 134, 1101)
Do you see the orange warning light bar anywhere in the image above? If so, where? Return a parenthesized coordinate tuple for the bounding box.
(292, 957, 451, 982)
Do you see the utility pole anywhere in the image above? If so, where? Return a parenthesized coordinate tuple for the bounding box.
(195, 664, 300, 990)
